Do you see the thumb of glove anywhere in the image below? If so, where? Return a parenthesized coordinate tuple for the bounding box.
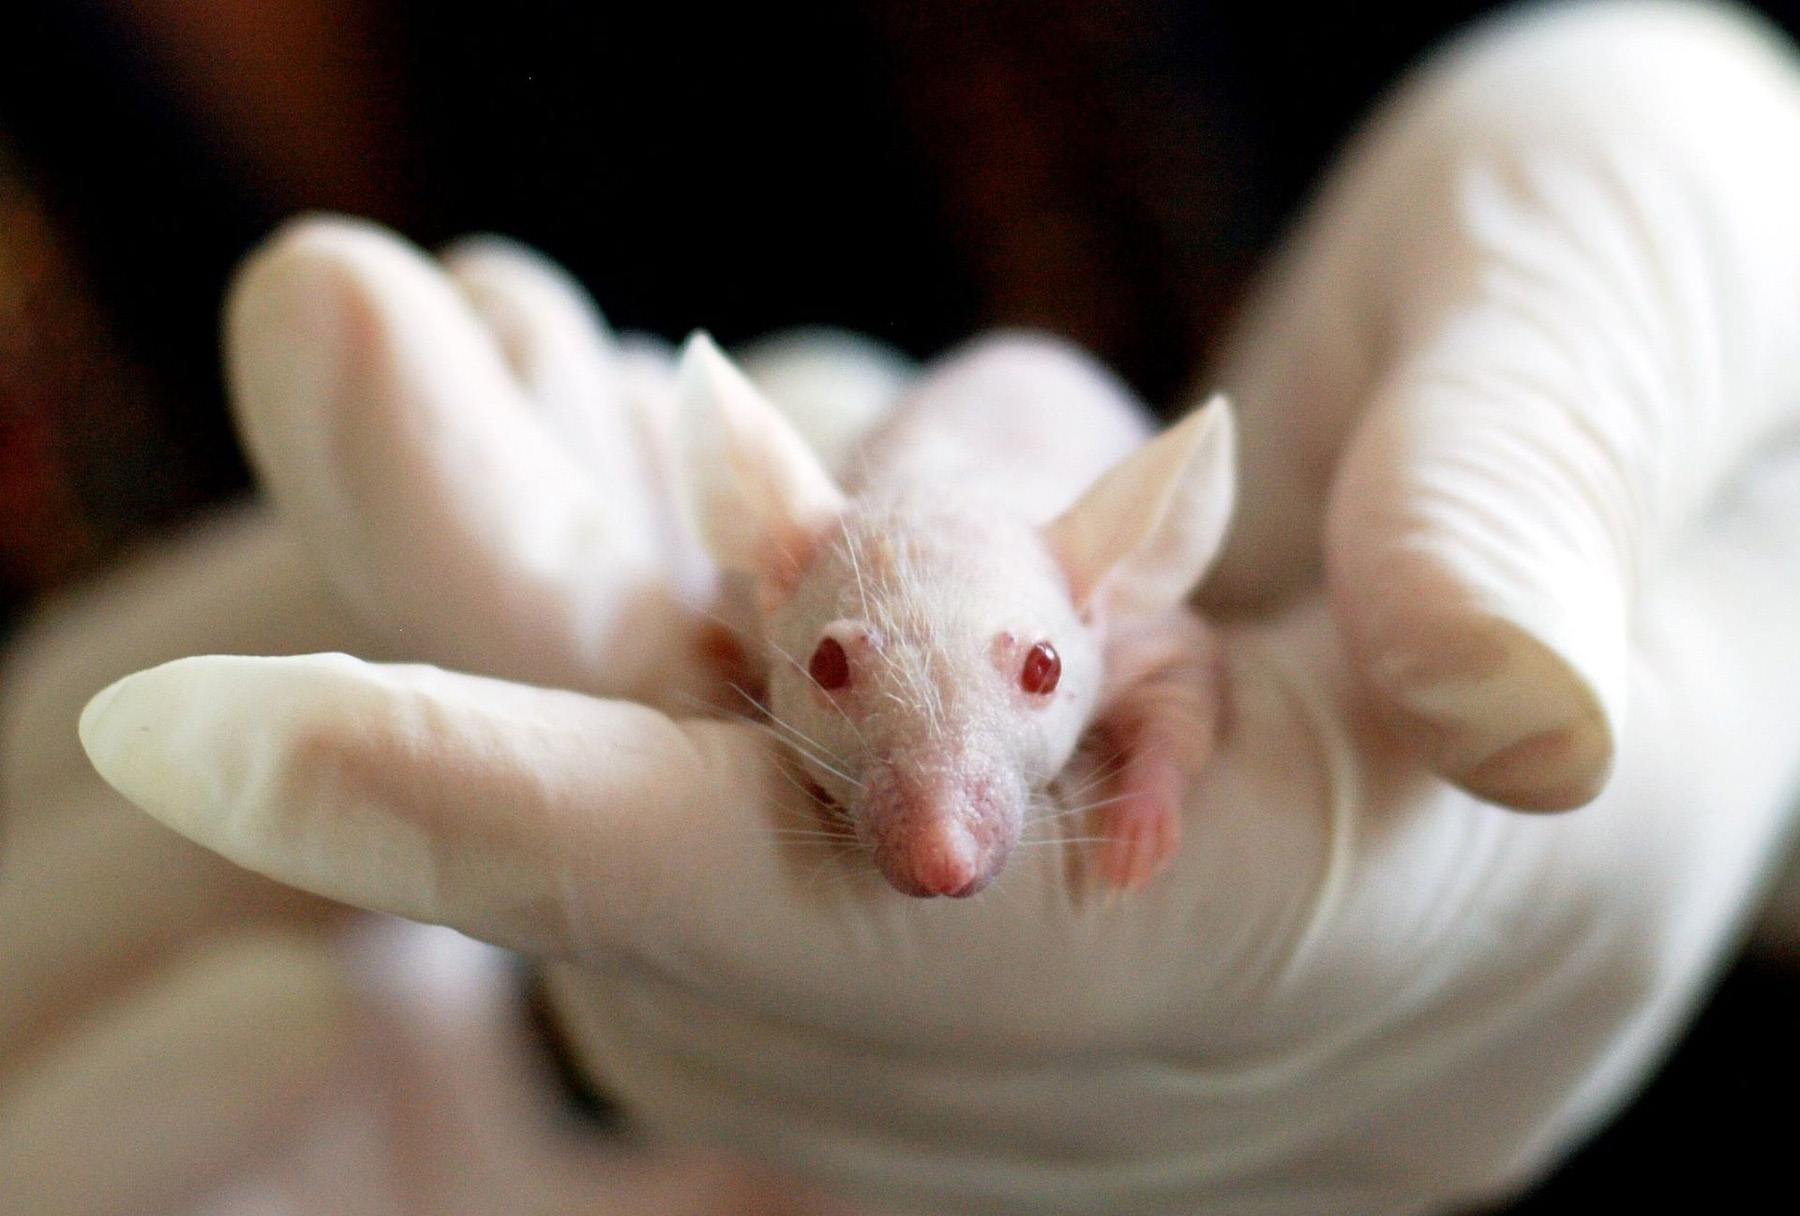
(1216, 3, 1800, 808)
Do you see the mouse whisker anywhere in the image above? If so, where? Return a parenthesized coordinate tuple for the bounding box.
(847, 527, 872, 625)
(728, 673, 857, 773)
(1035, 791, 1136, 823)
(762, 726, 864, 792)
(1053, 750, 1131, 806)
(759, 725, 864, 793)
(760, 831, 860, 848)
(799, 848, 884, 895)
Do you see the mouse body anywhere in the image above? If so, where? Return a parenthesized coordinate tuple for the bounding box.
(678, 331, 1235, 897)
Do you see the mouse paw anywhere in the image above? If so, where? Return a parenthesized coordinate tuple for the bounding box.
(1095, 750, 1184, 891)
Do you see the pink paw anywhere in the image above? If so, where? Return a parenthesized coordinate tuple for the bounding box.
(1096, 749, 1184, 891)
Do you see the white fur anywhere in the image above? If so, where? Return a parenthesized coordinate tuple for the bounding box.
(676, 332, 1238, 895)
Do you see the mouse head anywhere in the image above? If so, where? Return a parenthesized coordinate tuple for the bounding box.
(677, 333, 1235, 897)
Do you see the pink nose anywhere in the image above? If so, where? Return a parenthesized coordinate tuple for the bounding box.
(882, 817, 986, 898)
(860, 762, 1019, 898)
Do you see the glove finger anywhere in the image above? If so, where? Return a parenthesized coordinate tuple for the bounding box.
(76, 652, 808, 964)
(734, 326, 915, 472)
(225, 216, 713, 707)
(441, 237, 673, 518)
(1213, 4, 1800, 808)
(0, 931, 358, 1216)
(442, 237, 721, 607)
(440, 236, 621, 427)
(2, 509, 373, 817)
(75, 652, 1136, 1019)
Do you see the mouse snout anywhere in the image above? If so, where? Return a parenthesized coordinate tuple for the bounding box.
(883, 816, 986, 898)
(859, 761, 1022, 898)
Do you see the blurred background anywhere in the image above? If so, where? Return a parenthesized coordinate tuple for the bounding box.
(1, 0, 1797, 1209)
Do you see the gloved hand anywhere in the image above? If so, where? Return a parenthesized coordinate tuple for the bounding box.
(62, 3, 1800, 1214)
(0, 512, 840, 1216)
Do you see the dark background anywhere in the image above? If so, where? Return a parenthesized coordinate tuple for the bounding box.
(1, 0, 1796, 1208)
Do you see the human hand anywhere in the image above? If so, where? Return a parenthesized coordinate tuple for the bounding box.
(69, 3, 1800, 1214)
(1204, 0, 1800, 810)
(0, 513, 847, 1216)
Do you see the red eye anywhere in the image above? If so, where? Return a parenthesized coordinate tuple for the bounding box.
(808, 637, 850, 691)
(1019, 641, 1060, 696)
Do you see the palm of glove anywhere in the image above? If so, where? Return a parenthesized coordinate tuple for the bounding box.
(64, 5, 1800, 1215)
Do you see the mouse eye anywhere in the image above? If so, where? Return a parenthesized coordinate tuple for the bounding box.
(1019, 641, 1060, 696)
(808, 637, 851, 691)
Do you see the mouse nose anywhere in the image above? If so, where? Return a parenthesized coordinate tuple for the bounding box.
(893, 818, 985, 898)
(861, 763, 1020, 898)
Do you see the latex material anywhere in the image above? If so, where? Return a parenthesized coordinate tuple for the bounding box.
(16, 3, 1800, 1214)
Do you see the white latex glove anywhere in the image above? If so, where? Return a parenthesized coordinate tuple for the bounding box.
(1206, 0, 1800, 811)
(0, 512, 844, 1216)
(57, 2, 1800, 1214)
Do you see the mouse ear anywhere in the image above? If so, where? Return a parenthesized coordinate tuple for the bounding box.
(1043, 395, 1237, 619)
(676, 331, 848, 597)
